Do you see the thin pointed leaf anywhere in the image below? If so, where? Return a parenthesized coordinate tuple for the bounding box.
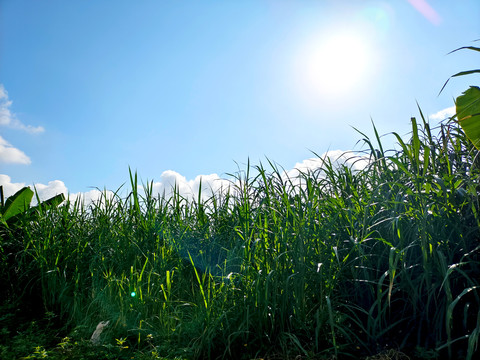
(447, 46, 480, 55)
(451, 69, 480, 78)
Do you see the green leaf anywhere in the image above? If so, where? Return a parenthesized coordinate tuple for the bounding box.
(30, 193, 66, 213)
(451, 69, 480, 78)
(0, 187, 34, 222)
(447, 45, 480, 55)
(456, 86, 480, 149)
(43, 193, 65, 207)
(438, 41, 479, 96)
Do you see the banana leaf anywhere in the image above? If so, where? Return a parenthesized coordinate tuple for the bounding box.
(456, 86, 480, 149)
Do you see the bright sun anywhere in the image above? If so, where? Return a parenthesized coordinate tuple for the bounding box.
(293, 31, 372, 104)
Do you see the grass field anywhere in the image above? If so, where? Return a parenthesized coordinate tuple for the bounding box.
(1, 113, 479, 359)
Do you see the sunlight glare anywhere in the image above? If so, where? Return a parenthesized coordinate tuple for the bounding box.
(293, 31, 373, 105)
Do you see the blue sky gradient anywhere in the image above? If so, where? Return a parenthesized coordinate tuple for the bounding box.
(1, 0, 479, 200)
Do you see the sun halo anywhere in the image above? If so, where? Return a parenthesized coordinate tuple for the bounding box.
(293, 32, 373, 104)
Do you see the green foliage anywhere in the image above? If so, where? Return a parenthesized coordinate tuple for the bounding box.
(2, 114, 479, 359)
(0, 186, 66, 313)
(0, 186, 34, 225)
(2, 42, 480, 359)
(441, 41, 480, 150)
(456, 86, 480, 148)
(0, 185, 65, 227)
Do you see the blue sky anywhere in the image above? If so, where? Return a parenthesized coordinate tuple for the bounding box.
(1, 0, 479, 201)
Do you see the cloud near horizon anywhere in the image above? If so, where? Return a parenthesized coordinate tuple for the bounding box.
(0, 174, 115, 207)
(429, 106, 455, 122)
(0, 175, 68, 203)
(0, 150, 369, 207)
(285, 150, 369, 180)
(0, 105, 454, 205)
(150, 170, 232, 202)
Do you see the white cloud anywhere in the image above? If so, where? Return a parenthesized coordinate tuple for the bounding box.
(284, 150, 370, 183)
(68, 188, 116, 207)
(0, 135, 31, 164)
(0, 85, 12, 126)
(430, 106, 455, 122)
(149, 152, 369, 204)
(0, 150, 369, 209)
(0, 174, 26, 198)
(32, 180, 68, 202)
(0, 84, 45, 167)
(151, 170, 232, 202)
(0, 175, 68, 205)
(0, 171, 230, 209)
(0, 84, 44, 134)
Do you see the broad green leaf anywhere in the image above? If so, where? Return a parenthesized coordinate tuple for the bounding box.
(0, 187, 34, 222)
(43, 193, 65, 207)
(36, 193, 65, 208)
(456, 86, 480, 149)
(30, 193, 66, 214)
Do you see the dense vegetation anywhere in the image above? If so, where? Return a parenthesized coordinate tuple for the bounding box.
(1, 43, 480, 359)
(0, 111, 479, 359)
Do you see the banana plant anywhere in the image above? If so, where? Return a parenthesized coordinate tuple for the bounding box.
(0, 185, 65, 227)
(456, 86, 480, 148)
(441, 42, 480, 148)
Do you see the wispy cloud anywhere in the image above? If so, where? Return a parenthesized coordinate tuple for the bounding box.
(0, 135, 31, 164)
(430, 106, 455, 121)
(0, 84, 44, 134)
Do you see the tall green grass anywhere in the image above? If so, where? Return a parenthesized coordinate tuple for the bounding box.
(1, 115, 479, 359)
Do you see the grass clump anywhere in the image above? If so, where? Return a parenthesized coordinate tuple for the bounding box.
(0, 114, 479, 359)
